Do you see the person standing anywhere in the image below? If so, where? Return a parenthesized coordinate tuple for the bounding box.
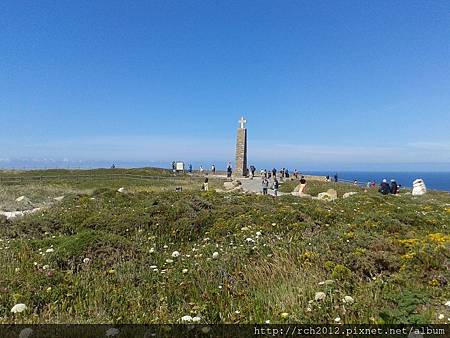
(199, 165, 204, 174)
(272, 177, 279, 197)
(227, 162, 232, 180)
(188, 163, 192, 173)
(211, 164, 216, 175)
(334, 173, 338, 183)
(203, 177, 209, 191)
(250, 165, 256, 178)
(272, 168, 277, 178)
(262, 177, 269, 195)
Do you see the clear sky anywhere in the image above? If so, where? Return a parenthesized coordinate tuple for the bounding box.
(1, 0, 449, 170)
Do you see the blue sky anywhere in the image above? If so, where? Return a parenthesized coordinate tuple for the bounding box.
(1, 0, 449, 170)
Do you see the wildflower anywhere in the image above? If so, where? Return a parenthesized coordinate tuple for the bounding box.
(83, 258, 90, 264)
(241, 227, 249, 231)
(438, 314, 445, 320)
(182, 269, 188, 274)
(149, 265, 157, 269)
(335, 316, 341, 323)
(280, 312, 289, 319)
(149, 248, 155, 253)
(163, 245, 168, 249)
(171, 251, 180, 258)
(166, 259, 174, 263)
(181, 315, 193, 322)
(218, 285, 223, 289)
(212, 252, 219, 259)
(46, 287, 52, 292)
(42, 265, 50, 270)
(245, 238, 255, 243)
(314, 292, 326, 301)
(11, 303, 27, 313)
(192, 316, 201, 322)
(343, 296, 354, 304)
(33, 262, 38, 266)
(265, 320, 270, 324)
(108, 269, 115, 274)
(15, 267, 20, 272)
(45, 248, 54, 253)
(256, 231, 262, 237)
(306, 307, 312, 312)
(235, 310, 240, 314)
(445, 301, 450, 307)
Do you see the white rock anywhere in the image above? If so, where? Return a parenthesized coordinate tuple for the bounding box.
(343, 192, 358, 199)
(11, 303, 27, 313)
(412, 179, 427, 196)
(181, 315, 193, 322)
(317, 189, 338, 201)
(343, 296, 354, 304)
(314, 292, 326, 301)
(117, 187, 126, 193)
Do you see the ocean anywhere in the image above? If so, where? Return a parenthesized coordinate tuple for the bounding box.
(302, 171, 450, 192)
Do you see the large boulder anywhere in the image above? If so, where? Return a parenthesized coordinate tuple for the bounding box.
(317, 189, 338, 201)
(412, 179, 427, 196)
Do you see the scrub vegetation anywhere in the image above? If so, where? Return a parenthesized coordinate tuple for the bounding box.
(0, 169, 449, 324)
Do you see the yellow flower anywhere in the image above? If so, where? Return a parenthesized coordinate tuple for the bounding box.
(108, 269, 116, 274)
(428, 233, 450, 244)
(280, 312, 289, 319)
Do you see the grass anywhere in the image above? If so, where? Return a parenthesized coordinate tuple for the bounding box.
(0, 169, 449, 324)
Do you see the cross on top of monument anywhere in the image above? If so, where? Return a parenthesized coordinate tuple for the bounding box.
(238, 116, 247, 129)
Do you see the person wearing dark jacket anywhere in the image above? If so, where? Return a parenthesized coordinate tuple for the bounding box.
(390, 179, 398, 194)
(379, 179, 390, 195)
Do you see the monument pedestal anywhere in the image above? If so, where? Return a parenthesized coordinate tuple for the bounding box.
(235, 127, 248, 177)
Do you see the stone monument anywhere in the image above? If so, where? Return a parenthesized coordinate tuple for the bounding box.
(235, 116, 248, 177)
